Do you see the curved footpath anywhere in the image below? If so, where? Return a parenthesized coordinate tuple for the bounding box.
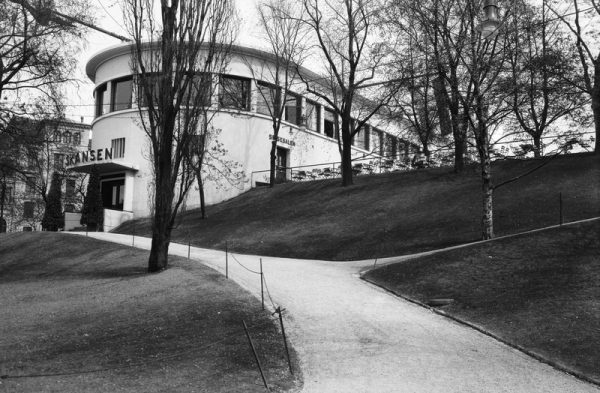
(66, 232, 599, 393)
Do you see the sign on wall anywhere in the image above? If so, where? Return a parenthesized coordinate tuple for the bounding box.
(66, 148, 113, 166)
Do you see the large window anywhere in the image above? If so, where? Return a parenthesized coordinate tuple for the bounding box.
(54, 153, 65, 170)
(219, 75, 250, 110)
(111, 138, 126, 159)
(23, 201, 34, 219)
(95, 83, 109, 117)
(305, 100, 320, 132)
(111, 77, 133, 111)
(183, 73, 212, 107)
(25, 177, 36, 195)
(63, 131, 72, 144)
(324, 108, 336, 138)
(137, 74, 161, 108)
(354, 125, 368, 150)
(73, 132, 81, 146)
(284, 92, 301, 125)
(65, 179, 76, 198)
(256, 81, 280, 116)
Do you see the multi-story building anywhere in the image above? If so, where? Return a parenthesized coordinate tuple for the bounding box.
(69, 43, 416, 229)
(0, 118, 91, 232)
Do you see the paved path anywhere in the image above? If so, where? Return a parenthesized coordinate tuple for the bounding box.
(67, 232, 600, 393)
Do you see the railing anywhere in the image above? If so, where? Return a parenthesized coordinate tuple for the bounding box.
(250, 153, 443, 186)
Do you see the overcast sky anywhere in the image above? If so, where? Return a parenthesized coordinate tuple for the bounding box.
(67, 0, 264, 123)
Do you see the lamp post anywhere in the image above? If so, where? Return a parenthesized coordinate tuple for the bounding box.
(479, 0, 501, 39)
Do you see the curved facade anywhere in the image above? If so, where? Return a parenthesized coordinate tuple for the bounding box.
(73, 43, 410, 223)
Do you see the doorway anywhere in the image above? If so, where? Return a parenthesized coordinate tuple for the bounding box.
(276, 147, 288, 183)
(101, 177, 125, 210)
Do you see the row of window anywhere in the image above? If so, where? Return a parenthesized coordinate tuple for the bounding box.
(22, 176, 76, 197)
(21, 201, 77, 219)
(94, 74, 409, 155)
(53, 131, 82, 146)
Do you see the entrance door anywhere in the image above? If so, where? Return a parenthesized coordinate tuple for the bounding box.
(101, 178, 125, 210)
(275, 147, 288, 183)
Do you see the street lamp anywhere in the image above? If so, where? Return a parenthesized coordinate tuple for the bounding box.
(479, 0, 501, 39)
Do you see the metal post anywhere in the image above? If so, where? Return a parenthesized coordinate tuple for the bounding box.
(132, 222, 135, 247)
(188, 239, 191, 259)
(242, 320, 270, 392)
(260, 258, 264, 311)
(225, 241, 229, 279)
(559, 192, 563, 226)
(276, 307, 293, 375)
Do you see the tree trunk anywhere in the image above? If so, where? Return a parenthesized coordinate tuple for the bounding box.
(453, 128, 467, 172)
(340, 117, 353, 186)
(148, 224, 171, 272)
(533, 134, 542, 158)
(481, 150, 494, 240)
(592, 86, 600, 156)
(199, 176, 206, 219)
(269, 139, 277, 187)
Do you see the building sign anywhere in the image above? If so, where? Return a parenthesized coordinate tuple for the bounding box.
(66, 148, 113, 166)
(269, 134, 296, 147)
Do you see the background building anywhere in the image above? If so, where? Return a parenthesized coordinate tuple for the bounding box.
(0, 118, 91, 232)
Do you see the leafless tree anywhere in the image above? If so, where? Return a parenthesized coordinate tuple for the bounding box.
(300, 0, 396, 186)
(250, 0, 308, 187)
(123, 0, 238, 272)
(548, 0, 600, 155)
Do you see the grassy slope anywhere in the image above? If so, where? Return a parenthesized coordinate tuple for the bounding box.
(364, 220, 600, 383)
(0, 233, 299, 393)
(115, 154, 600, 260)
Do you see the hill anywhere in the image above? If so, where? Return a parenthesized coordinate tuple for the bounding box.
(0, 232, 298, 393)
(115, 153, 600, 260)
(364, 219, 600, 384)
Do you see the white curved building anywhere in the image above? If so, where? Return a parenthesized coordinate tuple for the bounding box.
(71, 43, 413, 226)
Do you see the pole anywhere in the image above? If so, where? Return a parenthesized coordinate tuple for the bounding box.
(260, 258, 264, 311)
(188, 239, 191, 260)
(242, 320, 270, 392)
(276, 307, 293, 375)
(132, 221, 135, 247)
(559, 192, 563, 226)
(225, 241, 229, 279)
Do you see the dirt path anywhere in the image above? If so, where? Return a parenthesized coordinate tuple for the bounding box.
(68, 232, 600, 393)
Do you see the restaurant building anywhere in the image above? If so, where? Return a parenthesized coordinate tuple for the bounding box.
(72, 43, 413, 229)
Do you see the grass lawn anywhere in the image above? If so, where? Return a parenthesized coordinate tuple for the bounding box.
(363, 219, 600, 384)
(114, 153, 600, 260)
(0, 233, 299, 393)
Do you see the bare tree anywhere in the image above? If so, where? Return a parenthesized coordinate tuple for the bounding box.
(501, 0, 586, 157)
(301, 0, 396, 186)
(0, 0, 90, 132)
(548, 0, 600, 155)
(123, 0, 237, 272)
(249, 0, 308, 187)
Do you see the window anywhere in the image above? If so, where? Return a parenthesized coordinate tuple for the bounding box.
(63, 131, 72, 145)
(219, 75, 250, 110)
(284, 92, 301, 125)
(25, 177, 36, 195)
(305, 100, 320, 133)
(22, 226, 32, 232)
(111, 77, 133, 111)
(54, 153, 65, 169)
(53, 131, 62, 143)
(65, 179, 76, 198)
(256, 82, 280, 116)
(386, 134, 397, 158)
(354, 125, 367, 150)
(27, 154, 37, 169)
(95, 83, 109, 117)
(23, 202, 34, 218)
(183, 73, 212, 107)
(372, 129, 384, 155)
(137, 74, 161, 108)
(4, 187, 13, 204)
(111, 138, 126, 159)
(73, 132, 81, 146)
(363, 125, 370, 151)
(324, 108, 336, 138)
(64, 204, 75, 213)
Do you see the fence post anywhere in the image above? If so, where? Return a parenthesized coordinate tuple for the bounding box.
(559, 192, 563, 226)
(260, 258, 264, 311)
(276, 307, 293, 375)
(225, 241, 229, 279)
(242, 320, 270, 392)
(188, 238, 191, 260)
